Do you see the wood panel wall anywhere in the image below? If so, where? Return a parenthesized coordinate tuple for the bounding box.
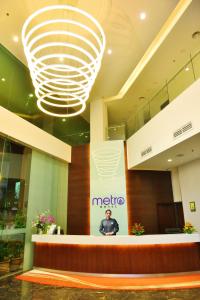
(126, 168, 174, 234)
(67, 144, 90, 235)
(67, 143, 174, 235)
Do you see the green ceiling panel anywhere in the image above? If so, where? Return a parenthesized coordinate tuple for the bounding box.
(0, 44, 90, 146)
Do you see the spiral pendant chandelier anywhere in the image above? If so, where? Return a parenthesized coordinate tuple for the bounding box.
(22, 5, 106, 117)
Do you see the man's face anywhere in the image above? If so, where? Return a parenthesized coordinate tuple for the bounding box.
(105, 211, 111, 219)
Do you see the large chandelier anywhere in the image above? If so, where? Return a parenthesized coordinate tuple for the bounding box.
(22, 5, 106, 117)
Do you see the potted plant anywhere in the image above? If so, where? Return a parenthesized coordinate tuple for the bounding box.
(183, 222, 196, 234)
(9, 241, 24, 272)
(14, 212, 26, 228)
(131, 222, 145, 236)
(0, 241, 10, 275)
(0, 219, 6, 230)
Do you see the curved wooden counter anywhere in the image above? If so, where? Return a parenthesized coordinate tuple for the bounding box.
(32, 234, 200, 274)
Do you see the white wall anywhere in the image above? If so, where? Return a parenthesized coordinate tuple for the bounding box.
(127, 78, 200, 169)
(178, 159, 200, 233)
(0, 106, 71, 163)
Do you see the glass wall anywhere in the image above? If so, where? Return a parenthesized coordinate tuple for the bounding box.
(23, 150, 68, 271)
(0, 136, 31, 277)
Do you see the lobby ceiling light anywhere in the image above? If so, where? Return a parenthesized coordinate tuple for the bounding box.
(139, 12, 146, 20)
(13, 35, 19, 42)
(22, 5, 106, 117)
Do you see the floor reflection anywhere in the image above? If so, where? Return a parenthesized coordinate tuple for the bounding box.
(0, 275, 200, 300)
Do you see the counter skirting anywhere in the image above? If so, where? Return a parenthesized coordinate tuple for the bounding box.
(33, 242, 200, 274)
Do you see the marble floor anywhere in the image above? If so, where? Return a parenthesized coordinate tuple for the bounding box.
(1, 276, 200, 300)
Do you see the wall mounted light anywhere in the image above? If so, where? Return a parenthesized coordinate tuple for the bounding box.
(22, 5, 106, 117)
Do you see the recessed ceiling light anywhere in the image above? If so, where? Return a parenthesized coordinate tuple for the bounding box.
(62, 118, 66, 122)
(185, 66, 190, 71)
(167, 158, 172, 162)
(107, 48, 112, 55)
(139, 12, 146, 20)
(139, 96, 145, 101)
(192, 31, 200, 39)
(13, 35, 19, 43)
(1, 78, 6, 82)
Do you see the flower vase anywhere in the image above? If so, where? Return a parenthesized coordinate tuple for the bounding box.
(42, 225, 50, 234)
(36, 228, 43, 234)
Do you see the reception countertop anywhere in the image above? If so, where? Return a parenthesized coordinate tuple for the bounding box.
(32, 233, 200, 245)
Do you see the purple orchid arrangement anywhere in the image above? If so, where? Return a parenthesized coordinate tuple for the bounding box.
(32, 210, 56, 233)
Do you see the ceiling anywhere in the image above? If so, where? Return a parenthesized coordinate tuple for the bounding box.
(0, 0, 180, 101)
(107, 0, 200, 128)
(132, 133, 200, 171)
(0, 0, 200, 150)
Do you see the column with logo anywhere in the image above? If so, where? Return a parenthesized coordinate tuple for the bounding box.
(90, 141, 128, 235)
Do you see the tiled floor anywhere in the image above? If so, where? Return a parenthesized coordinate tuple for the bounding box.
(1, 276, 200, 300)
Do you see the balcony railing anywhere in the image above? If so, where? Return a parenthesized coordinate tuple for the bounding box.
(126, 49, 200, 138)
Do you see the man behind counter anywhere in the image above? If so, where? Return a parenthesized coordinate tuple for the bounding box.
(99, 209, 119, 235)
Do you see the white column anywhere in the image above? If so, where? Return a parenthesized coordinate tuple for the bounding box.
(90, 99, 128, 236)
(90, 98, 108, 143)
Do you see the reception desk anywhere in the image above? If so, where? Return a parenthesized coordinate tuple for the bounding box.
(32, 234, 200, 274)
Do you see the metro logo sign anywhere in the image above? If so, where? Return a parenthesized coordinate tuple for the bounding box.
(92, 195, 125, 206)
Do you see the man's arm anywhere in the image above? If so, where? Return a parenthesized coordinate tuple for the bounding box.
(99, 220, 105, 235)
(113, 219, 119, 234)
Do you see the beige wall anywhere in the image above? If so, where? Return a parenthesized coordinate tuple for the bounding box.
(178, 159, 200, 233)
(171, 168, 182, 202)
(0, 106, 71, 163)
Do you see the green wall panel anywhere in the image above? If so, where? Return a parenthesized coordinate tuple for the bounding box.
(0, 44, 90, 145)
